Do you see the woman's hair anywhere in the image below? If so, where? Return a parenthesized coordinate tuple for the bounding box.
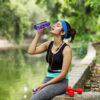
(61, 21, 76, 43)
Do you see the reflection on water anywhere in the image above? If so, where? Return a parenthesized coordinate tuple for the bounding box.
(0, 48, 48, 100)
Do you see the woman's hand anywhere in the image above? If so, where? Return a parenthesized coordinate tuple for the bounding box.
(33, 84, 47, 94)
(37, 27, 47, 36)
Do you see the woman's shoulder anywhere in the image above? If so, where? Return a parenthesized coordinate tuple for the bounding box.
(62, 42, 72, 55)
(46, 40, 53, 49)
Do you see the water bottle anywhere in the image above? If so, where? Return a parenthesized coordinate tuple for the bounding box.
(34, 21, 50, 30)
(32, 88, 38, 94)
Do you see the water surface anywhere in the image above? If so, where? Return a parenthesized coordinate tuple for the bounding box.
(0, 48, 48, 100)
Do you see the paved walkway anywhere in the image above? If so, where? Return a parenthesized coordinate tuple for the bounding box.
(0, 39, 32, 50)
(0, 39, 14, 48)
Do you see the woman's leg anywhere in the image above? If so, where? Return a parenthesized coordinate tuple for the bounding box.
(30, 77, 68, 100)
(39, 77, 52, 85)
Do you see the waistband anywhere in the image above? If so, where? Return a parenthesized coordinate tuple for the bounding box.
(46, 72, 69, 79)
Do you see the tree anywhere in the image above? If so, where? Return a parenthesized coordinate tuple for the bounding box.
(0, 0, 48, 44)
(0, 0, 30, 44)
(35, 0, 100, 41)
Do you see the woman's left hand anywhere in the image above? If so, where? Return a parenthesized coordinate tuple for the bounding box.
(33, 84, 47, 94)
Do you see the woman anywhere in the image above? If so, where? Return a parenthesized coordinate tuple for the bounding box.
(28, 20, 76, 100)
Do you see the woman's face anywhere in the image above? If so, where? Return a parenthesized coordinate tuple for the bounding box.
(50, 21, 63, 35)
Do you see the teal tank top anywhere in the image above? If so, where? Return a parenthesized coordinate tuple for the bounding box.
(46, 72, 69, 79)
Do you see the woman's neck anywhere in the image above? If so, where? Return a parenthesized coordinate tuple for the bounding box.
(53, 37, 63, 46)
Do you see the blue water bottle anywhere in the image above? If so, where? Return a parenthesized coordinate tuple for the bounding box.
(34, 21, 50, 30)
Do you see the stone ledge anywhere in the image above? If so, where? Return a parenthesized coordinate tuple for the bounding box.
(52, 92, 100, 100)
(80, 42, 96, 65)
(68, 42, 96, 88)
(52, 42, 97, 100)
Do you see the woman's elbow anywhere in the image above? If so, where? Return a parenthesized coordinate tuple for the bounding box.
(27, 51, 34, 55)
(60, 73, 66, 80)
(28, 52, 33, 55)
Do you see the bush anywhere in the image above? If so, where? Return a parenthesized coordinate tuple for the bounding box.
(74, 40, 88, 59)
(96, 34, 100, 42)
(75, 33, 93, 42)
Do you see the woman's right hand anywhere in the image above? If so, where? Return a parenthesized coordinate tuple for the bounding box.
(37, 27, 47, 36)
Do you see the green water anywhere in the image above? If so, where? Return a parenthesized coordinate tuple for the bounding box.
(0, 48, 48, 100)
(0, 48, 74, 100)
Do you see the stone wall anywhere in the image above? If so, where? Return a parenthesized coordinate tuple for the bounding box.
(52, 92, 100, 100)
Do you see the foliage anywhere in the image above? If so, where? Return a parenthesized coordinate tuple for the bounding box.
(0, 0, 100, 44)
(96, 34, 100, 42)
(74, 40, 88, 59)
(74, 33, 93, 42)
(0, 0, 47, 44)
(0, 0, 31, 44)
(35, 0, 100, 42)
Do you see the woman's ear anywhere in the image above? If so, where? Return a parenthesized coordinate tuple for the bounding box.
(61, 31, 65, 36)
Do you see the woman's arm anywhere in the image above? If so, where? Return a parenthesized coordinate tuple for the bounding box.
(28, 28, 50, 55)
(44, 46, 72, 86)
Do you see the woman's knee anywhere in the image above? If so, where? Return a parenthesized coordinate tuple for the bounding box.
(30, 91, 48, 100)
(30, 95, 39, 100)
(30, 94, 40, 100)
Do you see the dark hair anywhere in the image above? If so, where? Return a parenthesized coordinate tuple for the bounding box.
(61, 21, 76, 43)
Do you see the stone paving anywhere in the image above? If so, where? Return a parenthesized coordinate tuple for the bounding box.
(0, 39, 31, 50)
(69, 42, 96, 88)
(53, 92, 100, 100)
(0, 39, 14, 48)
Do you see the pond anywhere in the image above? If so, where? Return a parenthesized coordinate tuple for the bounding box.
(0, 48, 48, 100)
(0, 46, 75, 100)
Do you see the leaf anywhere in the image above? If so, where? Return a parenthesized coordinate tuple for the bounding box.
(61, 0, 69, 7)
(85, 0, 90, 6)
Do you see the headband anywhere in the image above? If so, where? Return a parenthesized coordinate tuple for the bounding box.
(59, 20, 68, 38)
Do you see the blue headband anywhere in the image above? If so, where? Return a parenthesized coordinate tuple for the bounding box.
(59, 20, 68, 38)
